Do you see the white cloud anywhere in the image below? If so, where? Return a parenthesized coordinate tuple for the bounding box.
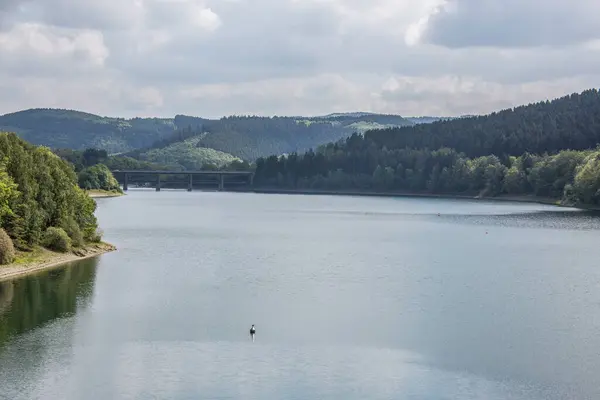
(0, 0, 599, 118)
(0, 23, 109, 75)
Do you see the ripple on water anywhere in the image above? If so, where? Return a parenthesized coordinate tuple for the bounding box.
(0, 337, 575, 400)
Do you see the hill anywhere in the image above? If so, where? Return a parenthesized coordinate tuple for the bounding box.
(405, 116, 461, 124)
(0, 109, 177, 154)
(365, 89, 600, 158)
(0, 109, 415, 165)
(135, 136, 241, 170)
(252, 88, 600, 207)
(121, 113, 414, 167)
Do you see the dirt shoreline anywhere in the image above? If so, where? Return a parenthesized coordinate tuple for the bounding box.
(0, 242, 117, 282)
(86, 190, 124, 198)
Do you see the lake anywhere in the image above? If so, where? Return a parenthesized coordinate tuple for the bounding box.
(1, 190, 600, 399)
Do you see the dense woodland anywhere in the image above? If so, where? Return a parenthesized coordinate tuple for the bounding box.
(366, 89, 600, 158)
(53, 148, 169, 191)
(0, 132, 102, 264)
(0, 109, 177, 154)
(254, 89, 600, 206)
(1, 109, 413, 164)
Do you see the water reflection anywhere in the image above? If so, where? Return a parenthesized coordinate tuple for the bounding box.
(0, 257, 99, 350)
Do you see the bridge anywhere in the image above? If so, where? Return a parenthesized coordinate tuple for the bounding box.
(111, 170, 254, 192)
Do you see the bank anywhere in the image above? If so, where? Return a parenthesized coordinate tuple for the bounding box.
(248, 188, 600, 211)
(86, 189, 124, 198)
(0, 242, 116, 282)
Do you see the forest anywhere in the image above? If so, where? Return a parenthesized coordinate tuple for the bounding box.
(0, 132, 103, 265)
(254, 89, 600, 207)
(0, 109, 177, 154)
(1, 109, 413, 164)
(365, 89, 600, 157)
(53, 148, 170, 192)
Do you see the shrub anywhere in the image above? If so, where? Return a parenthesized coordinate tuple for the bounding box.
(61, 217, 84, 248)
(0, 228, 15, 264)
(78, 164, 122, 192)
(43, 227, 72, 253)
(89, 228, 103, 243)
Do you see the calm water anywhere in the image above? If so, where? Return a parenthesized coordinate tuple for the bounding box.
(2, 190, 600, 399)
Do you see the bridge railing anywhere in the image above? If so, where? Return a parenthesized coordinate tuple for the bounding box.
(111, 170, 254, 192)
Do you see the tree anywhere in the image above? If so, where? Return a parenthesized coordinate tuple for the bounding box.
(0, 132, 100, 250)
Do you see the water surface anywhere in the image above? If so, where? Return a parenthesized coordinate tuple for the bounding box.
(1, 190, 600, 399)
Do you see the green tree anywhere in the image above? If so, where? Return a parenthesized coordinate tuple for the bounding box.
(0, 132, 100, 250)
(78, 164, 122, 192)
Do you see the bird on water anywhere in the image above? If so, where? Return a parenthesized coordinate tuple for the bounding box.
(250, 324, 256, 342)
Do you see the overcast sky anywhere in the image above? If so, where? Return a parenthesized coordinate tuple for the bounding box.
(1, 0, 599, 118)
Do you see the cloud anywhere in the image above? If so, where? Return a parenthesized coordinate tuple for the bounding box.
(0, 0, 599, 118)
(0, 23, 109, 76)
(410, 0, 600, 48)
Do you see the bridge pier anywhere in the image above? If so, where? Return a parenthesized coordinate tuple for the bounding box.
(112, 170, 253, 192)
(218, 174, 224, 191)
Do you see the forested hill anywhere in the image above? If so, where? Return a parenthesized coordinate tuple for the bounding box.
(253, 88, 600, 206)
(0, 109, 414, 159)
(153, 114, 414, 161)
(365, 89, 600, 158)
(0, 109, 177, 154)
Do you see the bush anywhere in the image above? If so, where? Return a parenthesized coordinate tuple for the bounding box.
(61, 217, 84, 248)
(88, 228, 103, 243)
(0, 228, 15, 264)
(78, 164, 122, 192)
(43, 227, 72, 253)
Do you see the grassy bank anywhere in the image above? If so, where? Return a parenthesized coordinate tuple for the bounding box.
(86, 189, 124, 198)
(249, 188, 596, 210)
(0, 242, 117, 282)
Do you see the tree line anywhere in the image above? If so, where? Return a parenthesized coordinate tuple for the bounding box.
(254, 136, 600, 205)
(253, 88, 600, 207)
(365, 89, 600, 158)
(0, 132, 103, 264)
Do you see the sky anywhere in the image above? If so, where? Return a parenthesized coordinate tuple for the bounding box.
(0, 0, 599, 118)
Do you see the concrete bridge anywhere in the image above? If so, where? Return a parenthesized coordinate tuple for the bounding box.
(111, 170, 254, 192)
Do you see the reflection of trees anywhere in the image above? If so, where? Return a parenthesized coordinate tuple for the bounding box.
(0, 281, 14, 315)
(0, 257, 99, 349)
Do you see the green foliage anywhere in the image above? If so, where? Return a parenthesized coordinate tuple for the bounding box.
(0, 132, 99, 249)
(253, 88, 600, 207)
(253, 134, 600, 207)
(78, 164, 122, 192)
(120, 114, 413, 165)
(88, 228, 103, 243)
(136, 136, 241, 170)
(42, 227, 71, 253)
(366, 89, 600, 158)
(570, 152, 600, 205)
(61, 217, 84, 248)
(0, 228, 15, 265)
(194, 115, 410, 161)
(0, 109, 176, 154)
(2, 108, 413, 163)
(0, 159, 19, 226)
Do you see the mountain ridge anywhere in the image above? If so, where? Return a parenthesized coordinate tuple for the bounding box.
(0, 108, 424, 162)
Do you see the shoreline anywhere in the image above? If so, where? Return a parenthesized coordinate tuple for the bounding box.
(0, 242, 117, 282)
(86, 189, 124, 198)
(247, 188, 600, 211)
